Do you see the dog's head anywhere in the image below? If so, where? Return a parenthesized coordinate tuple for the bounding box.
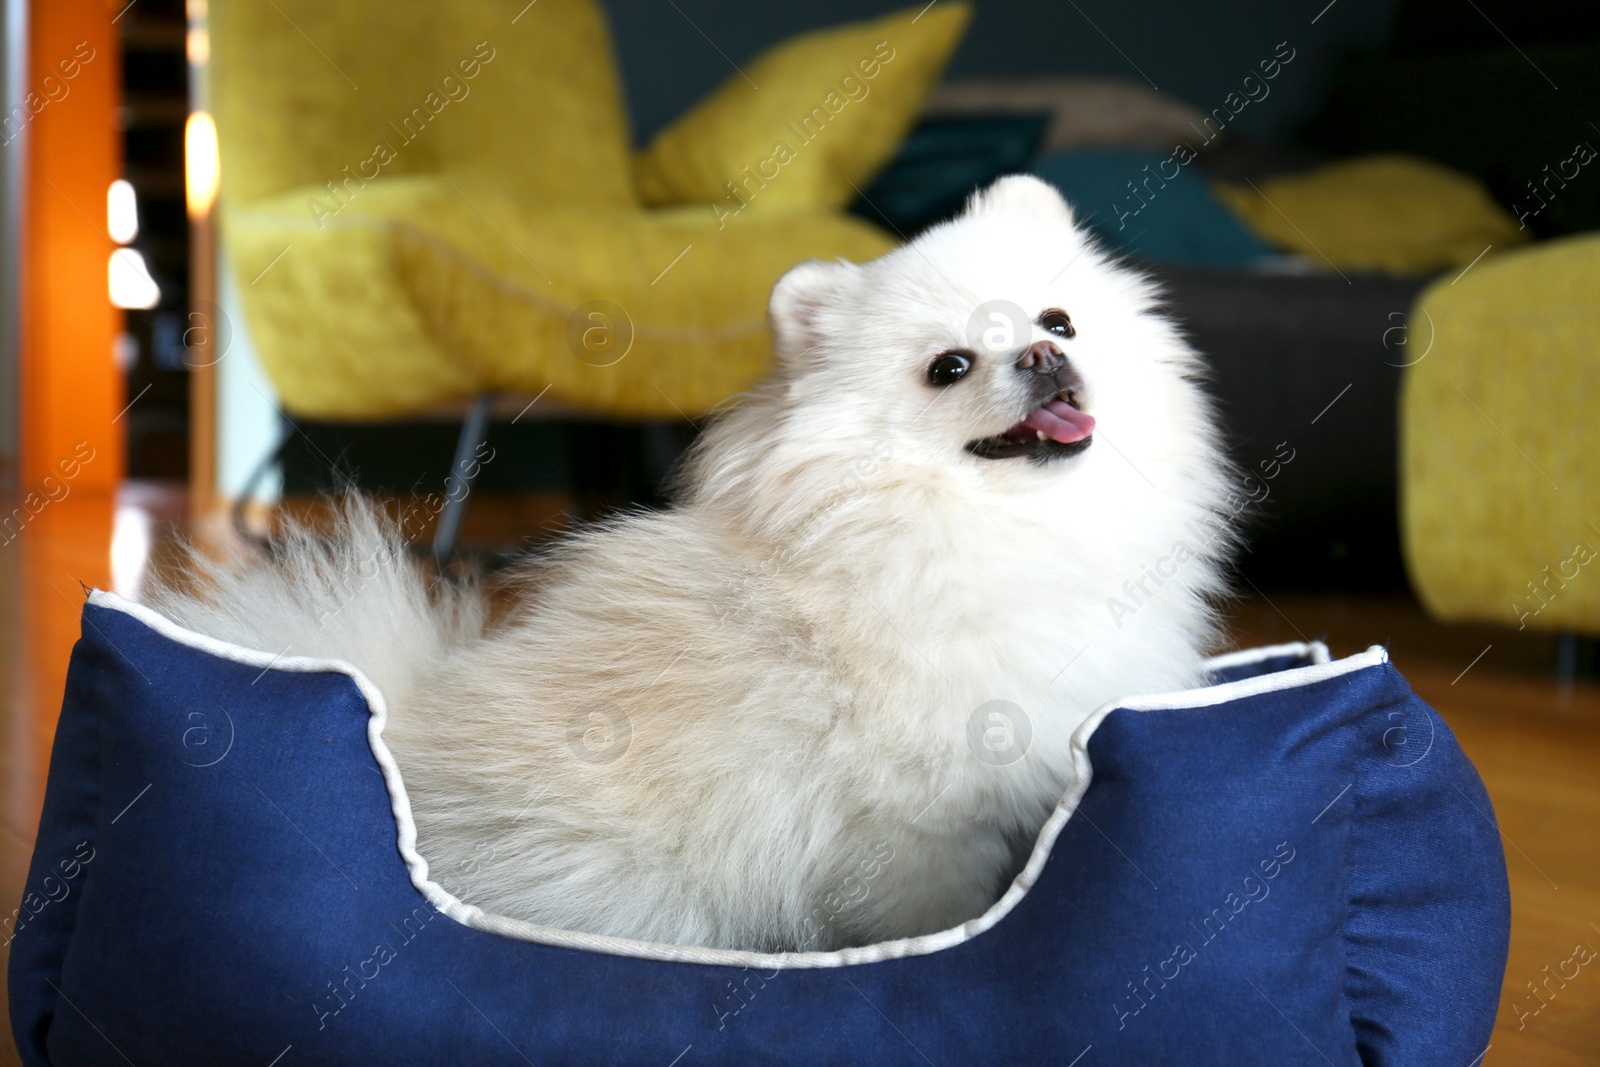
(690, 175, 1226, 551)
(758, 176, 1217, 489)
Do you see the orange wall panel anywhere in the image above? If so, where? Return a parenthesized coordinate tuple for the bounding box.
(21, 0, 122, 491)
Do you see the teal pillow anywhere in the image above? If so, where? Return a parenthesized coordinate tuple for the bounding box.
(1031, 148, 1276, 267)
(850, 114, 1050, 234)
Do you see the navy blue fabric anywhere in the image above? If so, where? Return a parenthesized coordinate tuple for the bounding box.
(1030, 148, 1278, 267)
(1210, 649, 1321, 684)
(849, 115, 1050, 235)
(10, 604, 1509, 1065)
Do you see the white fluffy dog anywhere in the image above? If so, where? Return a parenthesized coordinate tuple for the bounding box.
(150, 176, 1234, 952)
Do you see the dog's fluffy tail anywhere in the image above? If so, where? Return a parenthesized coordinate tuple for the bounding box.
(143, 498, 483, 707)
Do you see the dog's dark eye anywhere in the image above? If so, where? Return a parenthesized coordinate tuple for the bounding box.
(1039, 309, 1075, 338)
(927, 351, 973, 386)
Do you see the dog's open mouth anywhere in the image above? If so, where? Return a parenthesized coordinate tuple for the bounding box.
(966, 390, 1096, 461)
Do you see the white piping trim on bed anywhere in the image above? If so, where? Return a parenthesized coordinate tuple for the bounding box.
(88, 591, 493, 933)
(87, 591, 1384, 970)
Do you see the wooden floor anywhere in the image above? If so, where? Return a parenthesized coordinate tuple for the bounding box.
(1, 487, 1597, 1064)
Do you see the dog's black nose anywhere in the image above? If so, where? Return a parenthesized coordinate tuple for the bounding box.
(1016, 340, 1066, 376)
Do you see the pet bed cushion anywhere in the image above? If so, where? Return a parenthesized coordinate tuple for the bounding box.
(633, 3, 971, 214)
(9, 593, 1509, 1066)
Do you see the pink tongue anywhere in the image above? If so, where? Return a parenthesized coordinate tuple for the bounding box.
(1018, 399, 1096, 444)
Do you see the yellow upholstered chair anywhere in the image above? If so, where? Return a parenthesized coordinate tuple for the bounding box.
(1400, 234, 1600, 639)
(209, 0, 967, 422)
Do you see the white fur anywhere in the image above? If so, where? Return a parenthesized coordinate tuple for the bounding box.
(147, 177, 1235, 952)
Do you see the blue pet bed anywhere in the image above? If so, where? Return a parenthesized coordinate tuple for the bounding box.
(10, 593, 1509, 1065)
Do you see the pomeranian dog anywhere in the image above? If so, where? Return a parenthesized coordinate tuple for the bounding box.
(149, 176, 1235, 952)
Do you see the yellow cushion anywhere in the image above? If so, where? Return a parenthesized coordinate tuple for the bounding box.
(211, 0, 908, 423)
(211, 0, 637, 210)
(633, 3, 971, 216)
(225, 179, 896, 420)
(1214, 155, 1527, 274)
(1400, 234, 1600, 634)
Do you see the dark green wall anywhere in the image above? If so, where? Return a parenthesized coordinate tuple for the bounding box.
(602, 0, 1403, 144)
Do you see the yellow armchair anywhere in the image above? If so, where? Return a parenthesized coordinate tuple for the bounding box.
(211, 0, 964, 421)
(1400, 234, 1600, 637)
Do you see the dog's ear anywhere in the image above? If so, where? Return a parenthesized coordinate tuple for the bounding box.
(965, 175, 1074, 227)
(769, 259, 851, 359)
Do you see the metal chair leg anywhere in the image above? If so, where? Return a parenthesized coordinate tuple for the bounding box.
(432, 393, 494, 568)
(231, 419, 293, 550)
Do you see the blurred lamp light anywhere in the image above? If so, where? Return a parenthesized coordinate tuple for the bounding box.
(107, 178, 139, 244)
(109, 250, 161, 310)
(186, 25, 209, 66)
(185, 110, 219, 218)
